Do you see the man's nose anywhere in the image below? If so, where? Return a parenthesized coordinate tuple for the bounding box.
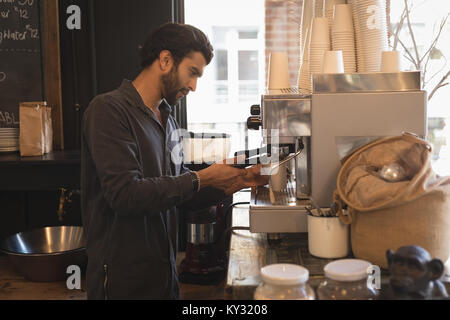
(188, 78, 198, 92)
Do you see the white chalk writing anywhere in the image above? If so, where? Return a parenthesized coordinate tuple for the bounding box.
(0, 110, 20, 125)
(0, 25, 39, 45)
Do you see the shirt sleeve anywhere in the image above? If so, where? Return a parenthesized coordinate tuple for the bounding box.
(179, 165, 226, 210)
(82, 95, 195, 218)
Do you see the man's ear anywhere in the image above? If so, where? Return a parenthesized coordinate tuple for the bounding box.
(159, 50, 173, 71)
(428, 259, 445, 281)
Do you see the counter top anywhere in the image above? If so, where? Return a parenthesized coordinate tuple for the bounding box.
(226, 191, 450, 300)
(0, 252, 224, 300)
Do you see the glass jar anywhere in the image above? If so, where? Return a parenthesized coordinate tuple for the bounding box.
(317, 259, 379, 300)
(254, 264, 315, 300)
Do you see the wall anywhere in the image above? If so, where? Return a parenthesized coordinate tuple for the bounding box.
(59, 0, 174, 150)
(0, 0, 178, 242)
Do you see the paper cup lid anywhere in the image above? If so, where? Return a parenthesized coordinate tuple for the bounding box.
(261, 264, 309, 286)
(324, 259, 372, 282)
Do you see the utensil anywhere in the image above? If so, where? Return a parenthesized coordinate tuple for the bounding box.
(0, 226, 87, 282)
(308, 214, 350, 258)
(309, 197, 325, 217)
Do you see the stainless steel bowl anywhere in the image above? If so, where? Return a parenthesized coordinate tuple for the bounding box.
(0, 226, 87, 282)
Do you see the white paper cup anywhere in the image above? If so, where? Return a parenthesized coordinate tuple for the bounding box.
(308, 215, 350, 259)
(381, 50, 401, 72)
(268, 52, 291, 89)
(267, 163, 288, 192)
(332, 4, 354, 33)
(310, 17, 330, 45)
(322, 50, 344, 73)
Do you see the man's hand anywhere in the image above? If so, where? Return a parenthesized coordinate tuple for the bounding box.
(224, 164, 269, 195)
(197, 156, 247, 193)
(196, 156, 269, 196)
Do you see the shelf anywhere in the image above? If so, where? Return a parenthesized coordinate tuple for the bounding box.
(0, 151, 81, 191)
(0, 151, 80, 166)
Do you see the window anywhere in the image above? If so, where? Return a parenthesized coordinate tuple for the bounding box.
(185, 0, 266, 155)
(185, 0, 449, 175)
(390, 0, 450, 175)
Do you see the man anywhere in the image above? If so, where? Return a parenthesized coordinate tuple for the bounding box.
(81, 23, 267, 300)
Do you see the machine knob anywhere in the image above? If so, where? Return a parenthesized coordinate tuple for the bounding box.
(247, 116, 262, 130)
(250, 105, 261, 116)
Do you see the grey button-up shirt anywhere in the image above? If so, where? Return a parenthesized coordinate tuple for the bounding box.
(81, 80, 224, 299)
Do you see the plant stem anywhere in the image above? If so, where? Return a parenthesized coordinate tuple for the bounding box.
(404, 0, 421, 69)
(428, 70, 450, 101)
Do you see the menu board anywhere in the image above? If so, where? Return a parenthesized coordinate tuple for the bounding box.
(0, 0, 44, 128)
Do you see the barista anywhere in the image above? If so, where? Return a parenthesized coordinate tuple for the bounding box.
(81, 23, 268, 300)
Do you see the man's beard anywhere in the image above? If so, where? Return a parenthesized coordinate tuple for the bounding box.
(161, 64, 184, 106)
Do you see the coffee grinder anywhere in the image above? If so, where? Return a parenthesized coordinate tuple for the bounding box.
(179, 159, 233, 285)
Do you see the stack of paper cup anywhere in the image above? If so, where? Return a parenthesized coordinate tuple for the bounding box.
(300, 0, 314, 64)
(298, 18, 313, 91)
(268, 52, 291, 89)
(298, 58, 312, 91)
(314, 0, 324, 17)
(380, 50, 402, 72)
(322, 50, 344, 73)
(325, 0, 346, 33)
(347, 0, 364, 72)
(354, 0, 389, 72)
(309, 17, 331, 76)
(331, 4, 357, 73)
(298, 0, 314, 90)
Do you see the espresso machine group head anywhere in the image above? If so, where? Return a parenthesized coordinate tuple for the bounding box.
(247, 87, 313, 233)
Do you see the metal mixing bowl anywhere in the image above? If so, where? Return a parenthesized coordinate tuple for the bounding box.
(0, 226, 87, 282)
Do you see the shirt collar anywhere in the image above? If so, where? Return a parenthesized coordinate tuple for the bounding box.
(118, 79, 173, 116)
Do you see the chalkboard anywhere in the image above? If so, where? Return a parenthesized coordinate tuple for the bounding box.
(0, 0, 44, 129)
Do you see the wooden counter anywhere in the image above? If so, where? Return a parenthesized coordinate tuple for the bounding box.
(0, 250, 227, 300)
(225, 191, 450, 300)
(0, 253, 223, 300)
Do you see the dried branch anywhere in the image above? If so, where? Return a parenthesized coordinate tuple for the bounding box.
(425, 56, 448, 88)
(393, 6, 408, 51)
(404, 0, 421, 69)
(398, 38, 420, 70)
(420, 13, 449, 64)
(428, 70, 450, 101)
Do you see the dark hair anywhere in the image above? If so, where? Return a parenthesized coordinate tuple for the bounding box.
(139, 23, 214, 69)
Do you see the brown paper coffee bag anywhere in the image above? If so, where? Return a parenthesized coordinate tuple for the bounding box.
(19, 102, 47, 157)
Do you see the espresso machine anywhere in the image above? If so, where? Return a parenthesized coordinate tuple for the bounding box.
(247, 71, 427, 234)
